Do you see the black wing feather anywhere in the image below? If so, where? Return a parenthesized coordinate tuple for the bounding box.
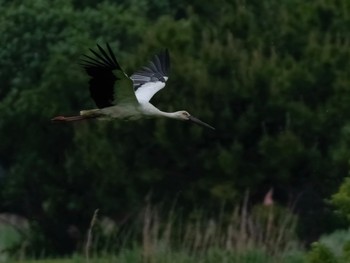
(89, 48, 114, 68)
(81, 43, 121, 108)
(106, 44, 120, 66)
(81, 57, 106, 68)
(97, 44, 117, 67)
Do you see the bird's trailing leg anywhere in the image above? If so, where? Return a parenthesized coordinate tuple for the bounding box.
(51, 115, 88, 122)
(51, 109, 102, 123)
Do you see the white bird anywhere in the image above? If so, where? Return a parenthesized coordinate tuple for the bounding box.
(52, 43, 215, 130)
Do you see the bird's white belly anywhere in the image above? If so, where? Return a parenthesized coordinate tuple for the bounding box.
(100, 105, 143, 120)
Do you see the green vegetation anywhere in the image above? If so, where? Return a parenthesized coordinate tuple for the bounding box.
(0, 0, 350, 261)
(15, 249, 306, 263)
(304, 229, 350, 263)
(7, 199, 305, 263)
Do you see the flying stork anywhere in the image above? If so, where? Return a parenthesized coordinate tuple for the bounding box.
(51, 43, 215, 130)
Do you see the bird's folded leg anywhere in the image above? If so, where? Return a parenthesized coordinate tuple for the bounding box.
(51, 109, 102, 123)
(51, 115, 87, 122)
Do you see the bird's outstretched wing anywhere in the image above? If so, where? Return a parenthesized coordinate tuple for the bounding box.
(80, 43, 137, 108)
(130, 49, 170, 103)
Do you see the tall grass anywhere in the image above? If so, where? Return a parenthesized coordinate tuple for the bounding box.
(3, 193, 305, 263)
(83, 192, 304, 263)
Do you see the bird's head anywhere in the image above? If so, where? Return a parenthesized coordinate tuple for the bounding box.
(174, 111, 215, 130)
(174, 111, 191, 120)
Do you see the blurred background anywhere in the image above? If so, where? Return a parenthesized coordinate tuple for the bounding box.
(1, 0, 350, 262)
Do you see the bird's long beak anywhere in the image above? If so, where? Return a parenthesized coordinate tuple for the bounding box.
(188, 116, 215, 130)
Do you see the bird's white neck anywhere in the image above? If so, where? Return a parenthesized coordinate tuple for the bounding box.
(141, 103, 181, 119)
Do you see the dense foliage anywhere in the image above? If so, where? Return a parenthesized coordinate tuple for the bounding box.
(0, 0, 350, 255)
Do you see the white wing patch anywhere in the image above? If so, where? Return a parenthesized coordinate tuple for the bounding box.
(130, 49, 170, 103)
(135, 81, 166, 103)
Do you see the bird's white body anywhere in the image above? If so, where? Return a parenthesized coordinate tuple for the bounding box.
(81, 102, 180, 121)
